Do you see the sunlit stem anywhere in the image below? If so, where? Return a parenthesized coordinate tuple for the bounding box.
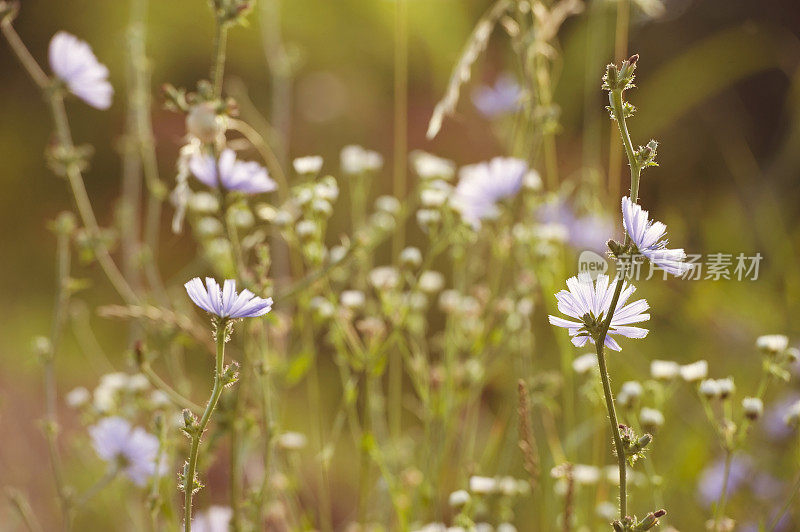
(183, 319, 229, 532)
(593, 79, 643, 522)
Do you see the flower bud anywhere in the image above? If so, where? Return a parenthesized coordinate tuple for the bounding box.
(399, 247, 423, 269)
(756, 334, 789, 355)
(650, 359, 680, 380)
(742, 397, 763, 420)
(640, 407, 665, 433)
(680, 360, 708, 382)
(699, 379, 720, 399)
(448, 489, 470, 508)
(186, 102, 223, 144)
(340, 290, 365, 310)
(717, 377, 735, 400)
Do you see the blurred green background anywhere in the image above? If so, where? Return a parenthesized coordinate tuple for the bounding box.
(1, 0, 800, 529)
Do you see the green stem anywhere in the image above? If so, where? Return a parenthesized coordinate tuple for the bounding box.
(594, 340, 627, 518)
(211, 20, 228, 99)
(712, 450, 733, 530)
(592, 79, 645, 522)
(183, 320, 229, 532)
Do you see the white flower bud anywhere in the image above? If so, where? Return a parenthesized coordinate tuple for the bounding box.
(410, 150, 455, 180)
(421, 186, 449, 208)
(369, 266, 400, 291)
(416, 209, 441, 230)
(341, 145, 383, 174)
(126, 374, 149, 392)
(419, 271, 445, 294)
(523, 170, 543, 191)
(66, 387, 90, 408)
(468, 475, 497, 494)
(196, 217, 223, 237)
(340, 290, 365, 310)
(150, 390, 170, 407)
(188, 191, 220, 213)
(756, 334, 789, 355)
(277, 431, 308, 450)
(311, 198, 333, 217)
(295, 220, 317, 240)
(699, 378, 721, 399)
(329, 245, 348, 263)
(640, 407, 665, 431)
(438, 289, 461, 313)
(186, 102, 223, 143)
(310, 296, 335, 319)
(572, 353, 598, 374)
(375, 195, 401, 215)
(293, 155, 323, 175)
(784, 400, 800, 429)
(400, 247, 423, 268)
(315, 177, 339, 202)
(680, 360, 708, 382)
(742, 397, 763, 420)
(717, 377, 735, 399)
(255, 203, 278, 222)
(448, 489, 470, 507)
(650, 359, 680, 380)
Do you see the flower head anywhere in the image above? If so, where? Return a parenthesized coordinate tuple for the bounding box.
(548, 273, 649, 351)
(471, 74, 522, 117)
(89, 417, 160, 486)
(340, 145, 383, 174)
(48, 32, 113, 110)
(185, 277, 273, 319)
(452, 157, 527, 228)
(621, 196, 690, 276)
(189, 149, 276, 194)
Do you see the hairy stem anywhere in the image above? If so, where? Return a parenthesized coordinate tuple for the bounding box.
(595, 340, 627, 518)
(183, 321, 229, 532)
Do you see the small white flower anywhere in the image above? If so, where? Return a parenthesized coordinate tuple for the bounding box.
(572, 353, 598, 374)
(524, 170, 543, 191)
(419, 271, 445, 294)
(150, 390, 170, 407)
(717, 377, 735, 398)
(293, 155, 324, 175)
(416, 209, 441, 229)
(295, 220, 317, 240)
(369, 266, 400, 291)
(699, 378, 721, 399)
(375, 195, 401, 215)
(126, 374, 149, 392)
(756, 334, 789, 354)
(572, 464, 601, 485)
(640, 407, 665, 430)
(310, 296, 335, 319)
(315, 176, 339, 202)
(469, 475, 497, 494)
(48, 32, 113, 109)
(100, 372, 129, 390)
(66, 387, 90, 408)
(421, 184, 451, 208)
(618, 381, 644, 407)
(340, 290, 366, 309)
(341, 145, 383, 174)
(783, 400, 800, 428)
(410, 150, 456, 180)
(448, 489, 471, 507)
(188, 191, 220, 213)
(680, 360, 708, 382)
(650, 360, 680, 380)
(400, 247, 423, 268)
(196, 217, 224, 238)
(742, 397, 763, 420)
(276, 432, 308, 451)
